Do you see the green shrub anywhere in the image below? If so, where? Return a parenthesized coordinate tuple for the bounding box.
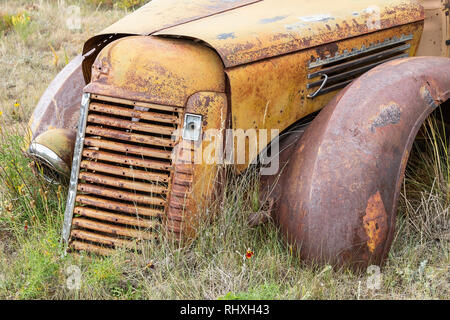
(13, 230, 61, 299)
(0, 13, 13, 34)
(12, 12, 33, 40)
(0, 11, 33, 40)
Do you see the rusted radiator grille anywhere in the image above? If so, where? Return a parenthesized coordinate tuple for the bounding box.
(66, 94, 182, 255)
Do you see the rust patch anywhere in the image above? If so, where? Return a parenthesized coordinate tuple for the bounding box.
(363, 191, 388, 253)
(315, 42, 339, 60)
(420, 85, 440, 109)
(371, 103, 401, 132)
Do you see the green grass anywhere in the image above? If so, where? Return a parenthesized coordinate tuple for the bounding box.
(87, 0, 148, 10)
(0, 0, 448, 300)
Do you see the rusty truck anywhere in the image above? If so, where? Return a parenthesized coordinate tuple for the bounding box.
(25, 0, 450, 269)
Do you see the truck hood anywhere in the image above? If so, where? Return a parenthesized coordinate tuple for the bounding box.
(82, 0, 260, 80)
(83, 0, 260, 55)
(155, 0, 424, 67)
(83, 0, 424, 72)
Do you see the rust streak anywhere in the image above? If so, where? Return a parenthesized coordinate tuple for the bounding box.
(74, 206, 157, 228)
(70, 240, 115, 255)
(90, 102, 179, 124)
(72, 217, 156, 240)
(78, 171, 166, 194)
(84, 137, 172, 160)
(80, 160, 169, 182)
(86, 126, 174, 147)
(77, 183, 165, 206)
(71, 229, 138, 249)
(76, 194, 163, 217)
(87, 114, 175, 135)
(82, 149, 170, 171)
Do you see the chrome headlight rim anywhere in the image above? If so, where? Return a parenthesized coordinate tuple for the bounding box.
(27, 142, 70, 184)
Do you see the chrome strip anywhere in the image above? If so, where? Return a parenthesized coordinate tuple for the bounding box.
(306, 74, 328, 99)
(307, 44, 411, 80)
(308, 34, 413, 69)
(62, 93, 90, 246)
(308, 53, 410, 88)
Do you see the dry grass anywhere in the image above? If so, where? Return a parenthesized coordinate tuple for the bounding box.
(0, 0, 448, 300)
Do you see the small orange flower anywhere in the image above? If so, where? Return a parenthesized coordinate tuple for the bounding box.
(246, 249, 254, 259)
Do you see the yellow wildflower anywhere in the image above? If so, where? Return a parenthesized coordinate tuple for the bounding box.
(17, 183, 25, 195)
(14, 102, 20, 108)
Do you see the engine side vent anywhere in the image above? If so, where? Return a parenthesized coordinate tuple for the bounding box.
(306, 34, 413, 98)
(63, 93, 183, 255)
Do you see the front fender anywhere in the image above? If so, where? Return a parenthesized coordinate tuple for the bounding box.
(26, 56, 85, 180)
(273, 57, 450, 269)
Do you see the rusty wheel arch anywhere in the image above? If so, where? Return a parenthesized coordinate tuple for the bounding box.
(266, 56, 450, 270)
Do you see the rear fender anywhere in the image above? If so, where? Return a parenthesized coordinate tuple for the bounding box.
(272, 57, 450, 269)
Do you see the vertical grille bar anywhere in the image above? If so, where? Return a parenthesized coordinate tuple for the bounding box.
(62, 93, 90, 244)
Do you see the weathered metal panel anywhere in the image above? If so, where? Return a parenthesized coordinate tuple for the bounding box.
(155, 0, 425, 67)
(226, 22, 423, 172)
(84, 36, 225, 107)
(167, 92, 228, 241)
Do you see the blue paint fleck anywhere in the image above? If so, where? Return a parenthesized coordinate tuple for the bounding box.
(285, 22, 306, 31)
(299, 15, 335, 23)
(217, 32, 236, 40)
(260, 15, 288, 24)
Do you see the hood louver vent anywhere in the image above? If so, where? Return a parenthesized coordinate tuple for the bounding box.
(307, 34, 413, 98)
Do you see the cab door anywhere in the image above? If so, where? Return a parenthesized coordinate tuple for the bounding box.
(445, 0, 449, 57)
(416, 0, 450, 57)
